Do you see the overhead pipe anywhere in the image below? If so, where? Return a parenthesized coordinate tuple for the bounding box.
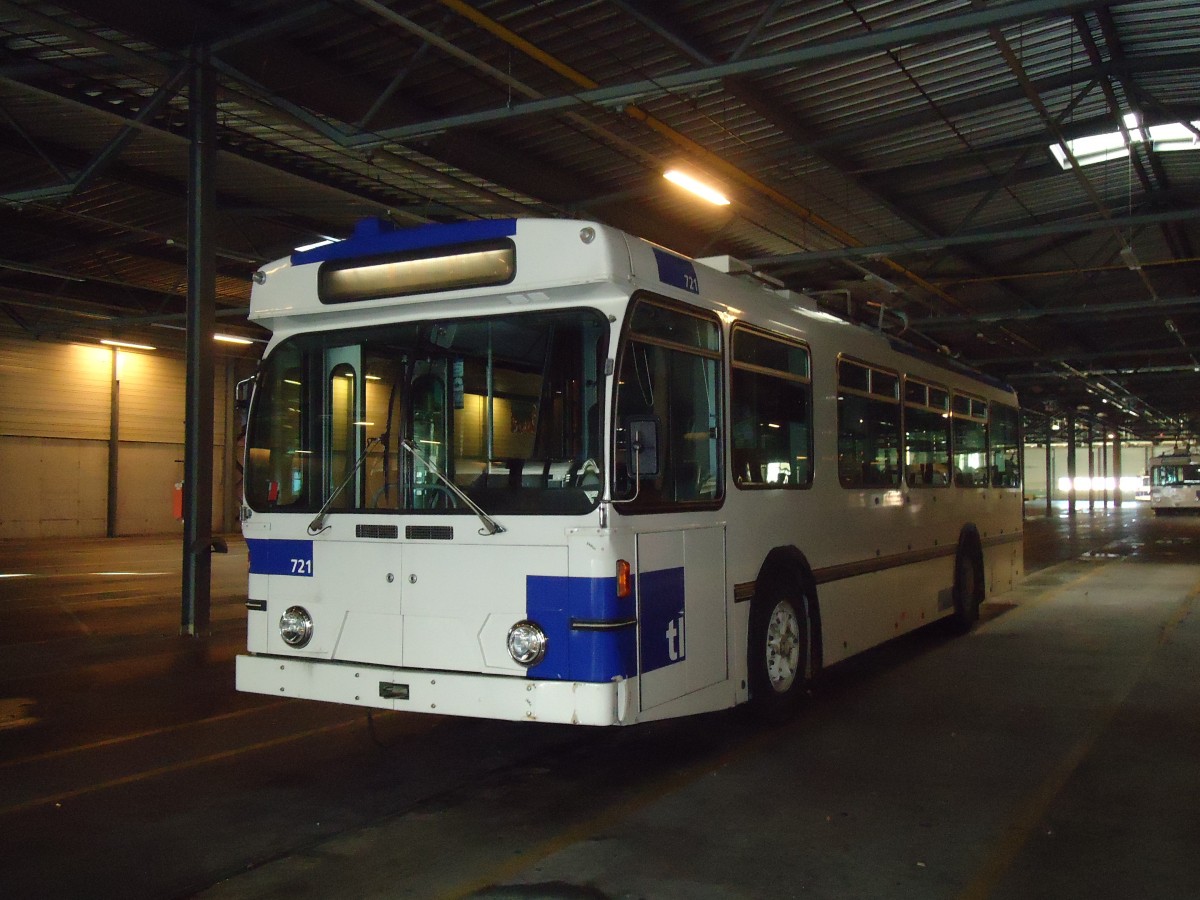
(744, 209, 1200, 267)
(916, 293, 1200, 329)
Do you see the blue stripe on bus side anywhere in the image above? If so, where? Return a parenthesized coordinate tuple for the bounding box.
(291, 218, 518, 266)
(636, 567, 686, 673)
(526, 575, 637, 683)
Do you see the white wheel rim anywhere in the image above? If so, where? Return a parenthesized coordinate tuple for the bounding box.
(765, 600, 802, 693)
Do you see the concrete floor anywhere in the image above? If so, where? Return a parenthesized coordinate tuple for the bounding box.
(0, 503, 1197, 899)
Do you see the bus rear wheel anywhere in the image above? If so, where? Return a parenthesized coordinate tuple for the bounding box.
(949, 544, 984, 634)
(748, 586, 810, 722)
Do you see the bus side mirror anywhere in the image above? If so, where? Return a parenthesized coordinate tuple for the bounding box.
(235, 376, 255, 411)
(626, 415, 660, 478)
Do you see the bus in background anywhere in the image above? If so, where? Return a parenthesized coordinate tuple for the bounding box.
(236, 218, 1023, 726)
(1149, 449, 1200, 514)
(1135, 474, 1152, 503)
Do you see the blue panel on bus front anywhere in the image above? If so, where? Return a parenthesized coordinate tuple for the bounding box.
(246, 538, 314, 577)
(525, 575, 637, 683)
(638, 567, 686, 673)
(291, 218, 518, 266)
(652, 247, 700, 294)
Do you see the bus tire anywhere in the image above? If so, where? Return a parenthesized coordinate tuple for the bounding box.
(747, 579, 811, 723)
(949, 532, 984, 634)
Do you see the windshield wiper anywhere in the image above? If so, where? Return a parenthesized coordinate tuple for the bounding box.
(400, 438, 505, 536)
(308, 435, 383, 534)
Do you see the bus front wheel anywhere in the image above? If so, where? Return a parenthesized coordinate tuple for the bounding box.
(747, 585, 810, 723)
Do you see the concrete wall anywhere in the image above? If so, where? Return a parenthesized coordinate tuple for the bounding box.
(0, 333, 254, 538)
(1023, 439, 1154, 502)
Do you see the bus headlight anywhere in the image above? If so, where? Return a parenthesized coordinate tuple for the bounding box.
(279, 606, 314, 648)
(506, 620, 547, 666)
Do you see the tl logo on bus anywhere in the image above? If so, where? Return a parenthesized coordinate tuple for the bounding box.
(665, 613, 686, 662)
(640, 567, 687, 673)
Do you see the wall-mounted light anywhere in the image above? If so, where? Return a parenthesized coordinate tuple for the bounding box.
(663, 169, 730, 206)
(100, 339, 156, 351)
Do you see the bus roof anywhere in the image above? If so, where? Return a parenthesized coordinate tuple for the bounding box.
(253, 216, 1017, 403)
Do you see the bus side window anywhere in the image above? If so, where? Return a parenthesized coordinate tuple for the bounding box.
(731, 327, 812, 489)
(952, 393, 988, 488)
(837, 359, 901, 489)
(904, 380, 951, 489)
(990, 403, 1022, 488)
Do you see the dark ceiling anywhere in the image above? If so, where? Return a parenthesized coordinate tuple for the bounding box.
(2, 0, 1199, 439)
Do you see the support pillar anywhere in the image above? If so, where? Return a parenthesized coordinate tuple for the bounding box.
(1088, 425, 1095, 512)
(1066, 410, 1077, 515)
(1044, 416, 1053, 516)
(107, 349, 120, 538)
(182, 46, 216, 636)
(1102, 432, 1110, 508)
(1114, 433, 1123, 508)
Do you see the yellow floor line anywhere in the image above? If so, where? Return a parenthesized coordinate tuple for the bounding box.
(0, 715, 365, 817)
(0, 700, 290, 770)
(439, 725, 779, 900)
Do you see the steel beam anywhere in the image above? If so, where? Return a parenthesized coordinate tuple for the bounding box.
(363, 0, 1104, 143)
(746, 209, 1200, 267)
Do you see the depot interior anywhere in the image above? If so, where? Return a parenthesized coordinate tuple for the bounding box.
(1, 1, 1199, 542)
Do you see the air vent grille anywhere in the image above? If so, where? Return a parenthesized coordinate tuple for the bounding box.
(405, 525, 454, 540)
(356, 524, 398, 539)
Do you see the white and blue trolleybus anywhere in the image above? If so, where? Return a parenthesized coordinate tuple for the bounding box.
(1148, 449, 1200, 514)
(236, 218, 1023, 725)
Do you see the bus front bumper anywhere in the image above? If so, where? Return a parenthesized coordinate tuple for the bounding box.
(236, 654, 632, 726)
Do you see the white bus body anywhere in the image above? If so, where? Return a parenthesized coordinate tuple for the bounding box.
(236, 218, 1023, 725)
(1149, 450, 1200, 514)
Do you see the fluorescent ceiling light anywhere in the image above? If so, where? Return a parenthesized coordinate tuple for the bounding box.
(100, 339, 156, 351)
(663, 169, 730, 206)
(214, 333, 254, 345)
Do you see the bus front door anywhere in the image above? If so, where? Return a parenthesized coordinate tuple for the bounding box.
(636, 525, 727, 712)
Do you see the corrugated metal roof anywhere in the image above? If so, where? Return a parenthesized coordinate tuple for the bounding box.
(0, 0, 1198, 433)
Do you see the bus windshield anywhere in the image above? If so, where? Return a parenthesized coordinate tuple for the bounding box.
(245, 309, 608, 517)
(1152, 463, 1200, 486)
